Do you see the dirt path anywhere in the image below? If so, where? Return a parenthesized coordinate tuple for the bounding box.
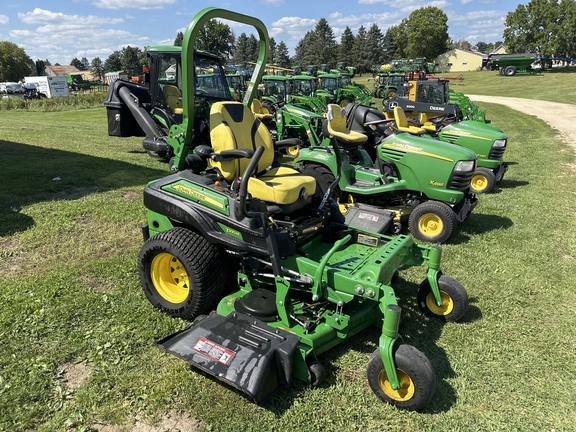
(466, 95, 576, 154)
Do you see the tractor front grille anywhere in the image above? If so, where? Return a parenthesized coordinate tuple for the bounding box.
(447, 169, 475, 191)
(488, 146, 506, 160)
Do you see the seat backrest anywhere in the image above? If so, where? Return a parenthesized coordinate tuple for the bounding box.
(326, 104, 348, 134)
(163, 85, 182, 113)
(418, 112, 429, 125)
(209, 102, 275, 181)
(393, 106, 409, 128)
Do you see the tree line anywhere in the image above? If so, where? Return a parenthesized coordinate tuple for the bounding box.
(1, 0, 575, 83)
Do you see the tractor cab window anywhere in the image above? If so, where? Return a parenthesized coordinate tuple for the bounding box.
(320, 77, 338, 93)
(293, 79, 314, 95)
(193, 55, 231, 100)
(340, 75, 352, 86)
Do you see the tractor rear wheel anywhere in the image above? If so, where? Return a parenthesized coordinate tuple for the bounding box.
(470, 167, 496, 194)
(138, 227, 232, 320)
(377, 87, 386, 99)
(367, 343, 435, 411)
(499, 68, 505, 76)
(417, 275, 468, 322)
(504, 66, 517, 76)
(261, 100, 276, 115)
(340, 99, 351, 108)
(384, 89, 396, 100)
(300, 164, 340, 202)
(408, 201, 456, 244)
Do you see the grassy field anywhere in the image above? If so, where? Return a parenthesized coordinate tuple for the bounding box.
(1, 74, 576, 431)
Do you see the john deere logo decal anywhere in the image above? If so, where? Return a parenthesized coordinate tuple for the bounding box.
(172, 184, 224, 208)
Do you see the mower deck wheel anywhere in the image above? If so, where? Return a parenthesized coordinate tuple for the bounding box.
(408, 201, 456, 244)
(417, 275, 468, 322)
(138, 227, 232, 320)
(470, 167, 496, 194)
(367, 343, 435, 411)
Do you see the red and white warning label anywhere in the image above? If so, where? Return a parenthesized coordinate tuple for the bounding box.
(193, 337, 235, 365)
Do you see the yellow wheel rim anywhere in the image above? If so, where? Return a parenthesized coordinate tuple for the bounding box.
(425, 290, 454, 316)
(288, 145, 299, 156)
(378, 369, 415, 402)
(389, 91, 395, 98)
(418, 213, 444, 236)
(471, 174, 488, 192)
(150, 252, 189, 304)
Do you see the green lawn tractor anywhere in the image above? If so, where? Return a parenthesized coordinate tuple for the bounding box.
(292, 103, 478, 244)
(136, 7, 470, 411)
(383, 79, 508, 194)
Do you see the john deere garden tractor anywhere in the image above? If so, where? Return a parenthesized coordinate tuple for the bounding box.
(383, 77, 508, 194)
(133, 7, 471, 411)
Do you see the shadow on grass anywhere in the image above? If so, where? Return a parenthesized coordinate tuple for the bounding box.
(449, 213, 514, 245)
(0, 140, 167, 236)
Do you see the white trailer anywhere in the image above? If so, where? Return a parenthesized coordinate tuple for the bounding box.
(24, 76, 70, 98)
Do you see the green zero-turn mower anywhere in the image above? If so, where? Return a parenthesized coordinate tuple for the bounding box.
(136, 7, 470, 411)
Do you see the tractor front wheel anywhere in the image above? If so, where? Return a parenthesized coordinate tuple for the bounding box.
(367, 343, 435, 411)
(138, 227, 232, 320)
(470, 167, 496, 194)
(417, 275, 468, 322)
(384, 89, 396, 100)
(377, 87, 386, 99)
(408, 201, 456, 244)
(340, 99, 351, 108)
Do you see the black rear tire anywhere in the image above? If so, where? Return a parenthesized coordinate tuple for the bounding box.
(300, 163, 340, 202)
(138, 227, 233, 320)
(504, 66, 516, 76)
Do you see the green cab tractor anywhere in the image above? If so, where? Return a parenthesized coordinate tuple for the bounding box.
(373, 72, 406, 100)
(383, 78, 508, 194)
(124, 7, 472, 411)
(315, 73, 370, 108)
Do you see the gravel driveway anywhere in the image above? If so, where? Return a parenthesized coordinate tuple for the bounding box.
(467, 95, 576, 156)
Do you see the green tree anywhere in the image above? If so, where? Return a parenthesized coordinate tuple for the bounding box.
(406, 7, 449, 60)
(195, 19, 235, 60)
(174, 31, 183, 47)
(0, 41, 32, 81)
(232, 33, 251, 67)
(366, 23, 386, 70)
(381, 27, 397, 63)
(70, 57, 83, 70)
(247, 34, 259, 63)
(389, 20, 408, 59)
(338, 26, 355, 67)
(121, 46, 143, 76)
(310, 18, 337, 66)
(452, 39, 472, 51)
(34, 59, 45, 76)
(475, 41, 492, 54)
(293, 31, 316, 67)
(275, 41, 290, 68)
(80, 57, 90, 70)
(269, 37, 277, 64)
(504, 0, 576, 62)
(103, 50, 122, 73)
(353, 26, 369, 74)
(90, 57, 104, 80)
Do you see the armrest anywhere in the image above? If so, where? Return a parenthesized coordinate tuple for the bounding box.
(210, 148, 255, 162)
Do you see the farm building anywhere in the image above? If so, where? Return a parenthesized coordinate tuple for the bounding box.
(435, 49, 486, 72)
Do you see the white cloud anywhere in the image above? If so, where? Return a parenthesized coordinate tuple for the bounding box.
(0, 14, 9, 25)
(461, 0, 474, 4)
(93, 0, 176, 10)
(261, 0, 285, 5)
(269, 27, 285, 37)
(19, 8, 123, 25)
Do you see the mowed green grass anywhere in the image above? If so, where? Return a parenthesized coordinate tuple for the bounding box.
(1, 77, 576, 431)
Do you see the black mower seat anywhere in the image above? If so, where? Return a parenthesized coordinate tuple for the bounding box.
(209, 101, 316, 206)
(326, 104, 368, 145)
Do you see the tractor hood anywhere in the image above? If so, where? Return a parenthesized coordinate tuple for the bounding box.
(441, 120, 507, 142)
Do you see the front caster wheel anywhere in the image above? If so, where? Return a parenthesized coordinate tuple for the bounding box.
(367, 344, 435, 411)
(417, 275, 468, 322)
(308, 360, 325, 387)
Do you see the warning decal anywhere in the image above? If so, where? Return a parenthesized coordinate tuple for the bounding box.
(193, 337, 235, 365)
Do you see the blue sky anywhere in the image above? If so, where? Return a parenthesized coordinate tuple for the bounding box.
(0, 0, 523, 66)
